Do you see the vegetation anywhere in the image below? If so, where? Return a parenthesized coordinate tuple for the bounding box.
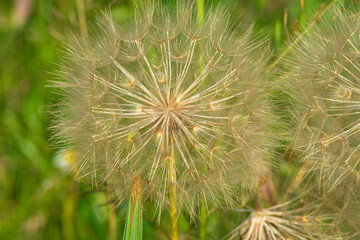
(0, 0, 358, 239)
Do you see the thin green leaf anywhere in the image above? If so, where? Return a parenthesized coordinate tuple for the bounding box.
(123, 195, 143, 240)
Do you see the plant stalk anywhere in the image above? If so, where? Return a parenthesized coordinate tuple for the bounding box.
(108, 191, 117, 240)
(199, 203, 207, 240)
(75, 0, 88, 39)
(62, 181, 76, 240)
(168, 154, 178, 240)
(197, 1, 208, 239)
(196, 0, 204, 27)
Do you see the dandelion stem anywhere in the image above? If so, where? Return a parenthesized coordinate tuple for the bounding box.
(62, 181, 76, 240)
(75, 0, 88, 39)
(169, 152, 178, 240)
(196, 0, 204, 27)
(199, 203, 207, 240)
(108, 191, 117, 240)
(197, 1, 207, 239)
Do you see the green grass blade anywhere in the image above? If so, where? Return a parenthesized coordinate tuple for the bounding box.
(123, 195, 143, 240)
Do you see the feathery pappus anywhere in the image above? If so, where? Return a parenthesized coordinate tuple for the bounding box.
(50, 1, 274, 217)
(282, 5, 360, 194)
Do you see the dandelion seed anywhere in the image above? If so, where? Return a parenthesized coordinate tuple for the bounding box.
(50, 1, 273, 218)
(283, 5, 360, 193)
(223, 177, 359, 240)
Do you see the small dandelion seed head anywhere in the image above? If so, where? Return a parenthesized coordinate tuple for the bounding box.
(224, 176, 359, 240)
(225, 199, 336, 239)
(50, 1, 274, 217)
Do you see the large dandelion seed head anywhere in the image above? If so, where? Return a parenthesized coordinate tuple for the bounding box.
(283, 5, 360, 193)
(51, 1, 273, 215)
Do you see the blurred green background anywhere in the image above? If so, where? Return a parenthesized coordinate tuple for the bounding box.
(0, 0, 353, 239)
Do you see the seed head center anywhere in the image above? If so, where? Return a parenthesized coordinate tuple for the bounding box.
(156, 99, 189, 130)
(162, 100, 180, 117)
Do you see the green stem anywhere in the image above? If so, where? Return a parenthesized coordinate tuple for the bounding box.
(196, 1, 208, 239)
(62, 181, 76, 240)
(199, 203, 207, 240)
(75, 0, 88, 39)
(196, 0, 204, 27)
(168, 154, 178, 240)
(108, 191, 117, 240)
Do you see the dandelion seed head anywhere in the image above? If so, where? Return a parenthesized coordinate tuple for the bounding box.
(51, 1, 273, 216)
(283, 5, 360, 193)
(224, 179, 359, 240)
(225, 199, 337, 240)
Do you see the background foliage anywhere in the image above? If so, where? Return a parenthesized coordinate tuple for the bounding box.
(0, 0, 354, 239)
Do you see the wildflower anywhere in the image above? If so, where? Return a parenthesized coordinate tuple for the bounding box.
(51, 1, 273, 218)
(224, 200, 332, 239)
(283, 5, 360, 193)
(223, 176, 360, 240)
